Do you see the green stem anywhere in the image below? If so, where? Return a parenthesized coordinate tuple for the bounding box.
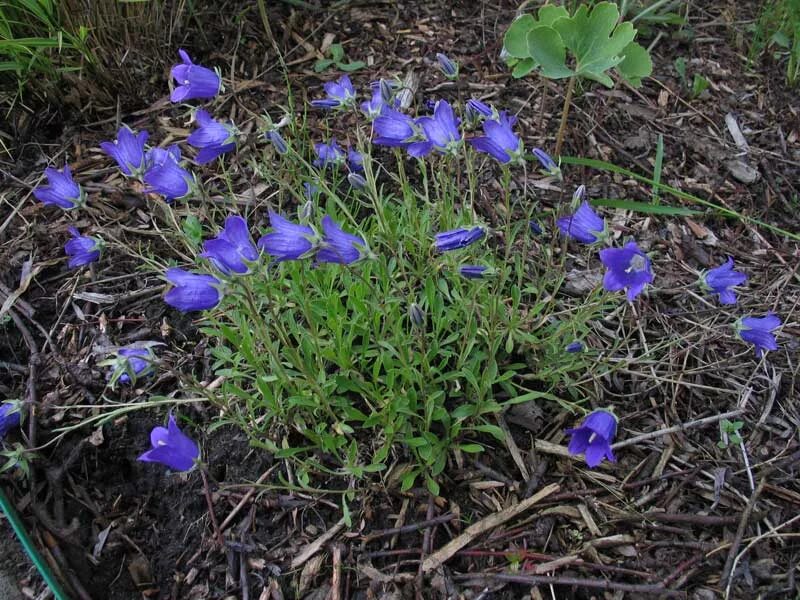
(554, 76, 576, 158)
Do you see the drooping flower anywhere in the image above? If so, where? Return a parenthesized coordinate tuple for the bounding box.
(465, 99, 495, 124)
(533, 148, 562, 179)
(187, 109, 237, 164)
(347, 148, 364, 173)
(33, 165, 84, 210)
(257, 211, 315, 262)
(557, 201, 605, 244)
(200, 215, 259, 275)
(316, 215, 365, 265)
(143, 146, 193, 201)
(170, 49, 221, 103)
(164, 268, 222, 312)
(313, 139, 345, 168)
(416, 100, 462, 156)
(434, 226, 485, 252)
(408, 303, 425, 329)
(361, 80, 398, 119)
(65, 227, 103, 268)
(138, 414, 200, 472)
(373, 108, 417, 149)
(736, 313, 781, 358)
(565, 341, 584, 353)
(265, 129, 289, 154)
(470, 112, 523, 164)
(458, 265, 489, 279)
(100, 126, 149, 177)
(435, 53, 459, 80)
(311, 75, 356, 110)
(106, 346, 158, 386)
(701, 257, 747, 305)
(565, 409, 617, 468)
(348, 172, 367, 189)
(0, 404, 21, 439)
(599, 241, 654, 301)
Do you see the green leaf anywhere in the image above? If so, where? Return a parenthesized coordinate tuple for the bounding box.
(691, 74, 709, 98)
(511, 57, 536, 78)
(504, 14, 536, 58)
(591, 198, 700, 216)
(329, 43, 344, 62)
(458, 443, 484, 454)
(182, 214, 203, 247)
(338, 60, 365, 72)
(425, 475, 440, 497)
(313, 58, 334, 73)
(526, 27, 573, 80)
(618, 41, 653, 87)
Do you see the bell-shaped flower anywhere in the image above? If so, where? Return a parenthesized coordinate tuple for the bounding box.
(313, 139, 345, 169)
(103, 344, 160, 387)
(100, 126, 149, 177)
(529, 221, 543, 236)
(33, 165, 84, 210)
(65, 227, 103, 268)
(599, 241, 654, 301)
(470, 112, 523, 164)
(435, 53, 459, 80)
(138, 414, 199, 472)
(143, 146, 193, 201)
(701, 257, 747, 305)
(170, 49, 221, 103)
(361, 80, 398, 119)
(458, 265, 490, 279)
(164, 268, 222, 312)
(311, 74, 356, 110)
(347, 148, 364, 172)
(736, 313, 781, 358)
(187, 109, 237, 164)
(465, 99, 496, 124)
(434, 226, 485, 252)
(416, 100, 461, 156)
(0, 403, 21, 439)
(373, 108, 417, 149)
(557, 200, 605, 244)
(316, 215, 365, 265)
(565, 409, 617, 468)
(200, 215, 259, 275)
(257, 211, 315, 262)
(565, 341, 584, 353)
(533, 148, 562, 180)
(265, 129, 288, 154)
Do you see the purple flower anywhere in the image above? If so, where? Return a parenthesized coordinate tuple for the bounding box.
(533, 148, 561, 179)
(565, 409, 617, 468)
(257, 211, 315, 262)
(138, 414, 200, 472)
(702, 257, 747, 305)
(737, 313, 781, 358)
(347, 148, 364, 172)
(100, 126, 149, 177)
(112, 347, 157, 385)
(416, 100, 462, 156)
(470, 112, 523, 164)
(557, 201, 605, 244)
(565, 341, 583, 353)
(313, 139, 345, 168)
(466, 99, 495, 123)
(348, 172, 367, 189)
(164, 268, 222, 312)
(187, 109, 236, 164)
(0, 404, 20, 439)
(458, 265, 488, 279)
(599, 241, 654, 301)
(33, 165, 83, 210)
(311, 75, 356, 110)
(170, 49, 221, 103)
(434, 226, 485, 252)
(201, 215, 259, 275)
(361, 80, 397, 119)
(435, 53, 459, 79)
(65, 227, 102, 268)
(304, 182, 319, 200)
(529, 221, 543, 235)
(316, 215, 365, 265)
(266, 130, 288, 154)
(373, 108, 417, 148)
(143, 146, 193, 201)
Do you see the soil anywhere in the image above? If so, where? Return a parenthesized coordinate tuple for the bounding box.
(1, 1, 799, 599)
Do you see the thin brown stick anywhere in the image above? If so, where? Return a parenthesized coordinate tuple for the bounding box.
(362, 513, 455, 543)
(200, 468, 224, 547)
(218, 468, 274, 532)
(721, 478, 766, 587)
(455, 573, 685, 598)
(554, 76, 576, 157)
(612, 409, 743, 451)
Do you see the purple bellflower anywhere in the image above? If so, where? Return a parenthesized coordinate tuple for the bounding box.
(304, 182, 319, 201)
(100, 126, 149, 177)
(557, 201, 605, 244)
(458, 265, 489, 279)
(599, 241, 654, 301)
(373, 108, 418, 149)
(533, 148, 562, 180)
(316, 215, 365, 265)
(470, 112, 523, 164)
(466, 99, 496, 124)
(311, 75, 356, 110)
(138, 414, 200, 472)
(170, 49, 221, 103)
(201, 215, 259, 275)
(164, 268, 222, 312)
(143, 146, 193, 202)
(313, 139, 345, 168)
(33, 165, 84, 210)
(736, 313, 781, 358)
(65, 227, 102, 268)
(265, 129, 289, 154)
(416, 100, 462, 156)
(187, 109, 237, 164)
(348, 172, 367, 189)
(565, 341, 584, 353)
(565, 409, 617, 468)
(361, 80, 398, 119)
(529, 221, 543, 235)
(258, 211, 315, 262)
(0, 403, 20, 439)
(348, 148, 364, 172)
(103, 345, 159, 387)
(434, 226, 485, 252)
(435, 53, 459, 79)
(701, 257, 747, 305)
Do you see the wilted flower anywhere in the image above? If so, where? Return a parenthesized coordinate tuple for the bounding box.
(164, 268, 222, 312)
(257, 211, 315, 262)
(0, 404, 21, 439)
(316, 215, 365, 265)
(408, 302, 426, 329)
(565, 409, 617, 468)
(458, 265, 489, 279)
(434, 226, 485, 252)
(470, 112, 523, 164)
(373, 108, 417, 149)
(435, 53, 459, 79)
(701, 257, 747, 305)
(138, 414, 200, 472)
(599, 241, 654, 301)
(33, 165, 84, 210)
(201, 215, 259, 275)
(143, 146, 193, 201)
(100, 126, 149, 177)
(557, 201, 605, 244)
(65, 227, 102, 268)
(265, 129, 288, 154)
(311, 74, 356, 110)
(565, 341, 584, 353)
(313, 139, 345, 168)
(533, 148, 562, 179)
(187, 109, 237, 164)
(416, 100, 462, 156)
(170, 49, 221, 103)
(736, 313, 781, 358)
